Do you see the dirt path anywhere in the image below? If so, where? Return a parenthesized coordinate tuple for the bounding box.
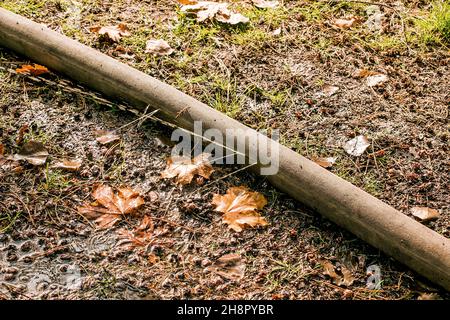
(0, 0, 449, 299)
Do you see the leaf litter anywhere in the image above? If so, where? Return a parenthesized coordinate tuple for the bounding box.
(180, 1, 249, 25)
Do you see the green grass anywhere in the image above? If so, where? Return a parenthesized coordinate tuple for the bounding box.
(415, 1, 450, 46)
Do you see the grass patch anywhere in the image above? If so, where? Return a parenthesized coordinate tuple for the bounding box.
(415, 1, 450, 46)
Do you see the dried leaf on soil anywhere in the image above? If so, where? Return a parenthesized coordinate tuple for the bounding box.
(13, 141, 48, 166)
(321, 260, 355, 287)
(366, 74, 388, 87)
(161, 153, 214, 185)
(343, 135, 370, 156)
(252, 0, 279, 9)
(331, 17, 361, 29)
(78, 185, 144, 229)
(117, 215, 154, 248)
(16, 64, 49, 76)
(354, 68, 378, 78)
(145, 39, 174, 56)
(321, 85, 339, 97)
(181, 1, 249, 25)
(206, 253, 245, 281)
(410, 207, 440, 221)
(212, 186, 268, 232)
(95, 130, 120, 145)
(89, 24, 131, 42)
(51, 159, 82, 171)
(313, 157, 336, 169)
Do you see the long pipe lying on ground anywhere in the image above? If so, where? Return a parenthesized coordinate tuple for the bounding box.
(0, 8, 449, 291)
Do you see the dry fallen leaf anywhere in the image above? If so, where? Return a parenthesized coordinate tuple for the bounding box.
(78, 185, 144, 229)
(117, 215, 154, 248)
(343, 135, 370, 156)
(16, 64, 49, 76)
(181, 1, 249, 25)
(366, 74, 388, 87)
(252, 0, 279, 9)
(212, 186, 268, 232)
(145, 39, 174, 56)
(418, 292, 441, 300)
(354, 68, 379, 78)
(51, 159, 82, 171)
(411, 207, 440, 222)
(321, 85, 339, 97)
(321, 260, 355, 287)
(13, 141, 49, 166)
(313, 156, 337, 169)
(89, 24, 131, 42)
(206, 253, 245, 281)
(332, 17, 358, 29)
(272, 27, 281, 36)
(95, 130, 120, 145)
(161, 153, 214, 185)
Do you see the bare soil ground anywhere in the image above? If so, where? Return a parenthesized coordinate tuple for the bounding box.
(0, 0, 449, 299)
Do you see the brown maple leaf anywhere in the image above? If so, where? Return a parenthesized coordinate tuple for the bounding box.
(89, 24, 131, 42)
(161, 153, 214, 185)
(212, 186, 268, 232)
(78, 185, 144, 229)
(206, 253, 245, 281)
(16, 64, 49, 76)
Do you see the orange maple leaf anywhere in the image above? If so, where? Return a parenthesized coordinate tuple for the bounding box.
(16, 64, 49, 76)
